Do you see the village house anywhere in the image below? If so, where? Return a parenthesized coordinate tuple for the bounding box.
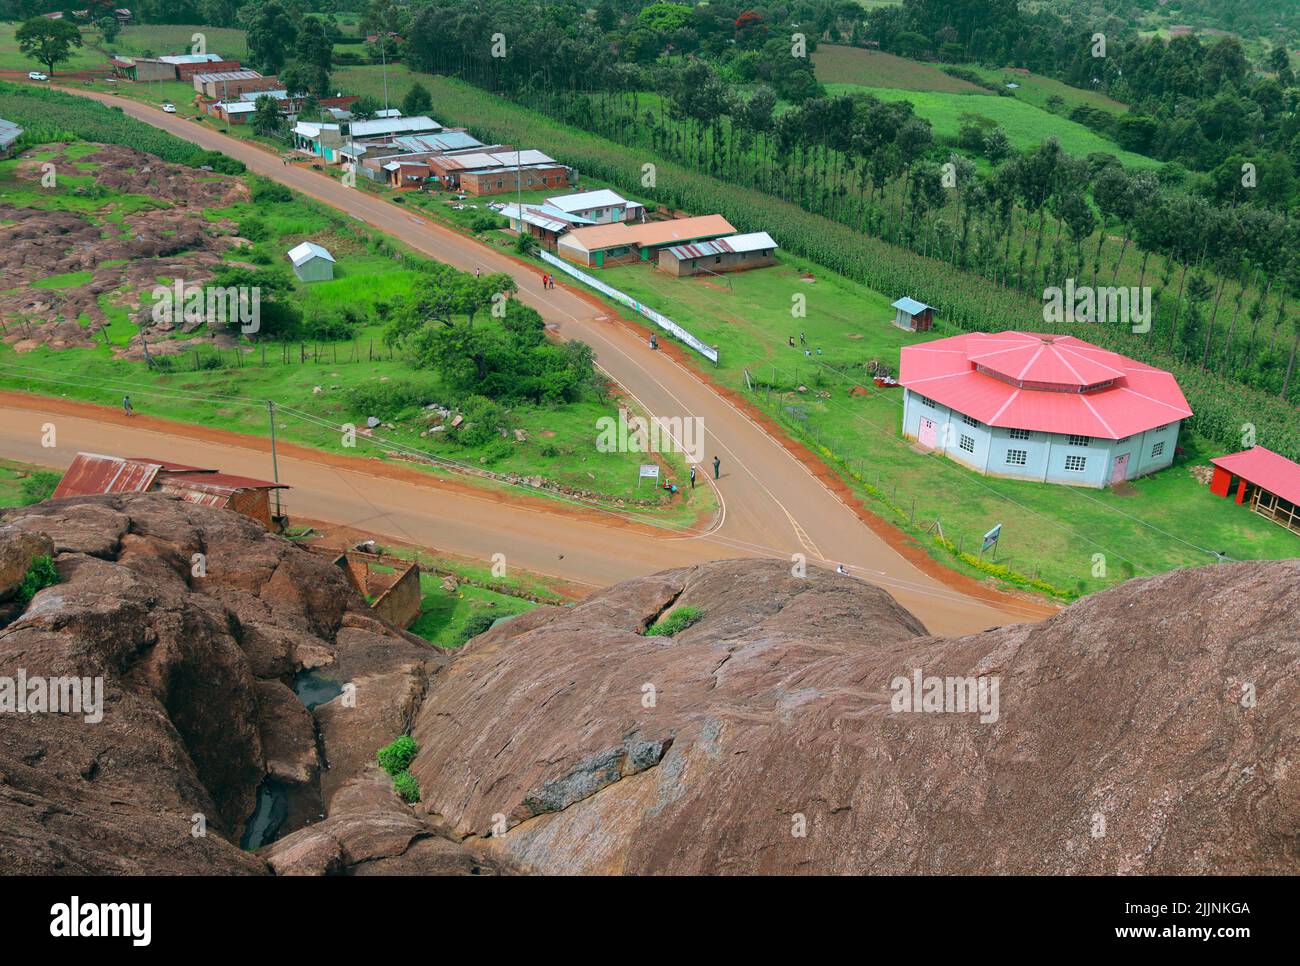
(1208, 446, 1300, 536)
(557, 215, 736, 268)
(209, 101, 257, 124)
(193, 70, 281, 100)
(52, 454, 287, 530)
(0, 118, 22, 159)
(496, 202, 596, 248)
(422, 148, 571, 196)
(544, 189, 646, 224)
(899, 332, 1192, 488)
(657, 231, 779, 276)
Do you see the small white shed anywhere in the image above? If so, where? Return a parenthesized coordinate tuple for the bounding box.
(287, 241, 335, 282)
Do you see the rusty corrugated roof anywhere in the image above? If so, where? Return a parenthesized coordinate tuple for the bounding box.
(52, 453, 162, 499)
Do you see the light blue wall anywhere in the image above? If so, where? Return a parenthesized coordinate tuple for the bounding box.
(902, 389, 1181, 489)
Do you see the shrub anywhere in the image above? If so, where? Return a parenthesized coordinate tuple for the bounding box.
(470, 212, 505, 233)
(19, 471, 59, 505)
(345, 379, 440, 417)
(392, 770, 421, 803)
(16, 555, 59, 606)
(460, 610, 498, 644)
(250, 176, 292, 204)
(376, 735, 418, 775)
(644, 605, 703, 637)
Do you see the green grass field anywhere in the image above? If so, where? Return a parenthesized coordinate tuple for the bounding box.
(0, 458, 60, 509)
(822, 83, 1159, 167)
(959, 64, 1131, 114)
(813, 45, 985, 93)
(0, 22, 248, 74)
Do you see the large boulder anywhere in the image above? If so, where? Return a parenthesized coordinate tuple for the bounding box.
(408, 557, 1299, 875)
(0, 494, 462, 875)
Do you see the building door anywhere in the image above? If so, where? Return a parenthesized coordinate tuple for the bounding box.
(1111, 452, 1129, 485)
(919, 417, 936, 448)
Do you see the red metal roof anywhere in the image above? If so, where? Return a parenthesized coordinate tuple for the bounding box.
(52, 453, 286, 503)
(126, 458, 213, 473)
(1210, 447, 1300, 506)
(900, 332, 1192, 439)
(161, 471, 287, 492)
(53, 454, 162, 499)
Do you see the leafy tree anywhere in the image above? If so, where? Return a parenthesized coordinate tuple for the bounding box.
(294, 17, 332, 73)
(246, 0, 297, 74)
(251, 93, 284, 136)
(96, 15, 120, 45)
(401, 81, 432, 117)
(638, 2, 691, 33)
(349, 95, 382, 120)
(16, 16, 82, 75)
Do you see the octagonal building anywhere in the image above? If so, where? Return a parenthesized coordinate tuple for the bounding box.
(899, 332, 1193, 488)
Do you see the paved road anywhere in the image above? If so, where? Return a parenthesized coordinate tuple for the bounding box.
(1, 87, 1056, 633)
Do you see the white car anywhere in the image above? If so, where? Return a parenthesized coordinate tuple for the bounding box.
(28, 71, 48, 81)
(161, 103, 176, 113)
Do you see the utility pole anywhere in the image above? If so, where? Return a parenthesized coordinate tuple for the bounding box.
(267, 400, 282, 520)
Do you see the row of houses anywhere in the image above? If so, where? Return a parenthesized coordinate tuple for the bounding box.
(291, 114, 577, 197)
(111, 51, 242, 83)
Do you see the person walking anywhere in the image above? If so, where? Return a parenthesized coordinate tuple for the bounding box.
(122, 394, 134, 417)
(712, 455, 720, 480)
(689, 465, 696, 489)
(475, 267, 481, 278)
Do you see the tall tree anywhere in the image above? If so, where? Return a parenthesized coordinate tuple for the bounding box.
(16, 16, 82, 75)
(246, 0, 298, 75)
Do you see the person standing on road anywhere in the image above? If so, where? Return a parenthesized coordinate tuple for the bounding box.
(712, 455, 720, 480)
(123, 395, 134, 417)
(689, 465, 696, 489)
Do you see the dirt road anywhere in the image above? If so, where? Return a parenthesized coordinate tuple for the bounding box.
(0, 87, 1057, 633)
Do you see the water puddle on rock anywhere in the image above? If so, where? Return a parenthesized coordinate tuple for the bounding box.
(293, 669, 344, 709)
(240, 779, 290, 850)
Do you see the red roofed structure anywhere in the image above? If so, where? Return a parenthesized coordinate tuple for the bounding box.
(53, 453, 287, 529)
(899, 332, 1191, 488)
(1208, 446, 1300, 535)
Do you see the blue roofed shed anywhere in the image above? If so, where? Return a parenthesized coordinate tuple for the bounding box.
(892, 296, 934, 332)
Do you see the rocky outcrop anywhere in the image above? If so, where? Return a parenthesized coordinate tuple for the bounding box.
(2, 495, 1296, 875)
(0, 494, 492, 875)
(407, 558, 1299, 875)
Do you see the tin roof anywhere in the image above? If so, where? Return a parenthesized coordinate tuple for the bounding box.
(159, 53, 225, 65)
(562, 215, 736, 252)
(899, 332, 1192, 440)
(349, 115, 441, 138)
(892, 296, 931, 315)
(194, 70, 263, 84)
(545, 189, 638, 214)
(287, 241, 334, 266)
(52, 453, 161, 499)
(1210, 447, 1300, 506)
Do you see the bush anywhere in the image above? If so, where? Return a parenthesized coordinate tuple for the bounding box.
(643, 605, 703, 637)
(376, 735, 418, 776)
(345, 379, 440, 417)
(470, 212, 506, 233)
(392, 770, 421, 803)
(19, 471, 59, 505)
(460, 610, 499, 644)
(250, 176, 292, 204)
(16, 555, 59, 607)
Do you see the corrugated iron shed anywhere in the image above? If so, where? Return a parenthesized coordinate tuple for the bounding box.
(52, 454, 162, 499)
